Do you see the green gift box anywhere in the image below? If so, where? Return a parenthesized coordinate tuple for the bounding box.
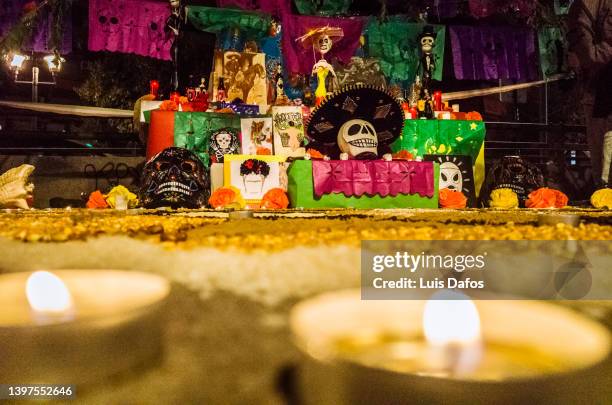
(287, 160, 439, 209)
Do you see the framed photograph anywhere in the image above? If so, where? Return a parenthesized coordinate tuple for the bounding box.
(272, 106, 306, 158)
(223, 155, 286, 206)
(240, 117, 274, 155)
(424, 154, 476, 207)
(211, 50, 268, 109)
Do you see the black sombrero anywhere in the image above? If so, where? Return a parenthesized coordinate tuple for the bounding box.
(306, 86, 404, 148)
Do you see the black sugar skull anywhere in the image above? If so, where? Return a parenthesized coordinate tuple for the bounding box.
(140, 147, 210, 209)
(479, 156, 545, 207)
(209, 128, 240, 163)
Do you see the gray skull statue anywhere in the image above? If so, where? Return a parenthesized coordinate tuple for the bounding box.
(337, 119, 378, 160)
(140, 147, 210, 209)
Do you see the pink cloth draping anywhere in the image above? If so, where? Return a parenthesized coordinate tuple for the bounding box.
(217, 0, 291, 16)
(281, 13, 365, 75)
(312, 160, 435, 198)
(88, 0, 172, 60)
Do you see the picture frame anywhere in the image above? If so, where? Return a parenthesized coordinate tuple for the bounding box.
(211, 50, 268, 110)
(424, 154, 476, 207)
(271, 106, 306, 158)
(223, 155, 286, 206)
(240, 117, 274, 155)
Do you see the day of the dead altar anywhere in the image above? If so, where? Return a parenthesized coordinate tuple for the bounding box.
(1, 0, 612, 404)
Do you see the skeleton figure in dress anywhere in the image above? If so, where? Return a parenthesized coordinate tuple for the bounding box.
(296, 26, 344, 106)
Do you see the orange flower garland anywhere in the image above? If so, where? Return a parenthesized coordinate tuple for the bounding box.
(260, 188, 289, 209)
(392, 150, 414, 160)
(86, 190, 109, 209)
(525, 188, 568, 209)
(439, 188, 467, 209)
(466, 111, 483, 121)
(306, 148, 325, 159)
(159, 100, 178, 111)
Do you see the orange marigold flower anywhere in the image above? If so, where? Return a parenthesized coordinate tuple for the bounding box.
(86, 190, 109, 209)
(209, 187, 245, 209)
(260, 188, 289, 209)
(439, 188, 467, 209)
(525, 188, 568, 208)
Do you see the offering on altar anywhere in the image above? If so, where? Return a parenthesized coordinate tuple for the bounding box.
(306, 86, 404, 160)
(140, 147, 211, 209)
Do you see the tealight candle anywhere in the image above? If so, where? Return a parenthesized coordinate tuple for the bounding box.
(0, 270, 170, 385)
(291, 290, 611, 404)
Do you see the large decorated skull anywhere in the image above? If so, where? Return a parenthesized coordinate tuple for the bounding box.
(337, 119, 378, 160)
(479, 155, 545, 207)
(315, 34, 332, 56)
(140, 147, 210, 209)
(440, 161, 462, 191)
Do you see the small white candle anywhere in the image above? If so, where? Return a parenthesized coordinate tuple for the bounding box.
(0, 270, 171, 385)
(291, 289, 611, 404)
(26, 271, 75, 324)
(422, 290, 482, 376)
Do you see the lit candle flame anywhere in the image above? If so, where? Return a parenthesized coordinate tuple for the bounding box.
(422, 290, 483, 376)
(26, 271, 73, 313)
(423, 290, 481, 345)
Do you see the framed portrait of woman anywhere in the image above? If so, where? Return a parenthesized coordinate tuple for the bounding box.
(223, 155, 286, 206)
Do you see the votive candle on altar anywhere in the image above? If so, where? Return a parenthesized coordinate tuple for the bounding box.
(290, 289, 611, 404)
(150, 80, 160, 98)
(0, 270, 171, 385)
(433, 91, 443, 111)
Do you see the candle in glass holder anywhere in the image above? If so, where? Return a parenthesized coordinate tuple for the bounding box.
(291, 289, 610, 404)
(0, 270, 171, 385)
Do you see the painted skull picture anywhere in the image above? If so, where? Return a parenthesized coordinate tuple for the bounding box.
(440, 162, 462, 191)
(209, 128, 240, 163)
(140, 147, 210, 209)
(425, 155, 475, 207)
(337, 119, 378, 160)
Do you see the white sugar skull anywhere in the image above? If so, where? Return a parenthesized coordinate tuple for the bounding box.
(420, 35, 435, 54)
(440, 161, 462, 191)
(215, 132, 232, 151)
(315, 34, 333, 56)
(337, 119, 378, 159)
